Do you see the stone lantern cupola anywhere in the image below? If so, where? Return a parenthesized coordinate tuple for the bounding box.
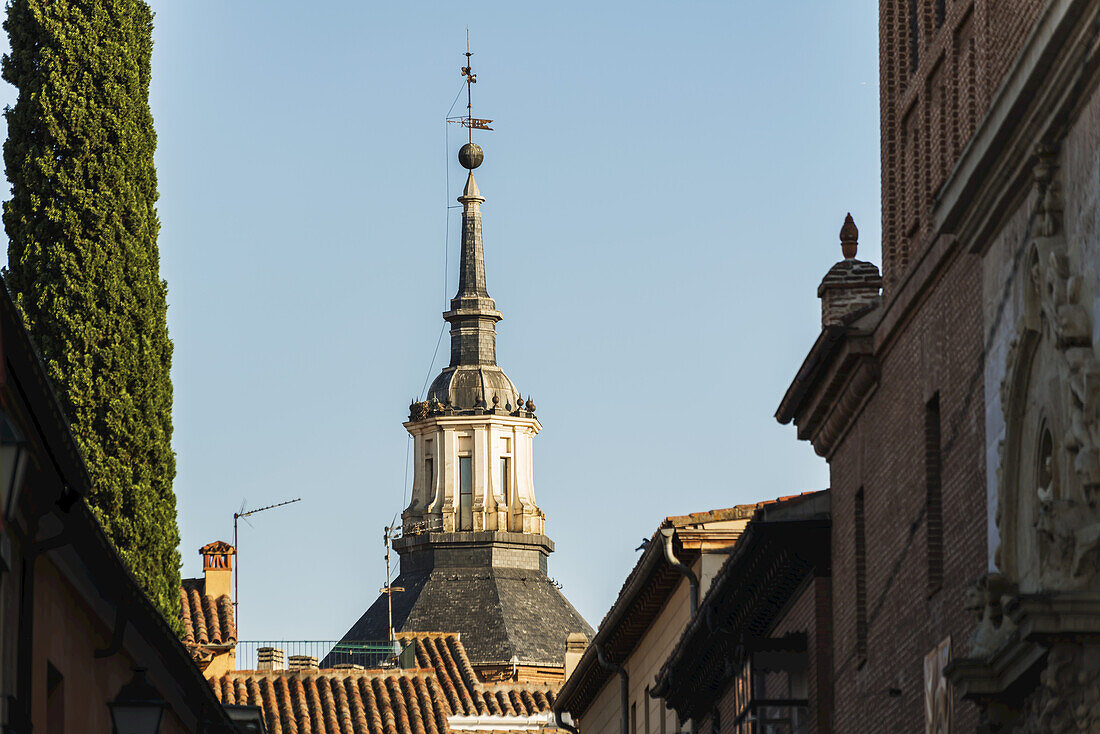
(403, 149, 544, 537)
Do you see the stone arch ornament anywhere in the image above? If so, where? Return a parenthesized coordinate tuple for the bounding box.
(996, 151, 1100, 592)
(959, 147, 1100, 733)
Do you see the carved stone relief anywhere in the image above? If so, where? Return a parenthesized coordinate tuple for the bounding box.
(1011, 643, 1100, 733)
(995, 149, 1100, 594)
(966, 145, 1100, 732)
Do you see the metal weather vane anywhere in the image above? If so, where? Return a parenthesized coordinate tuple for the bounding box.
(450, 31, 493, 142)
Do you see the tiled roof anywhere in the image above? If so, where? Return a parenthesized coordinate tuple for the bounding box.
(180, 577, 236, 647)
(663, 494, 820, 528)
(398, 634, 556, 717)
(213, 634, 560, 734)
(213, 669, 452, 734)
(338, 563, 591, 669)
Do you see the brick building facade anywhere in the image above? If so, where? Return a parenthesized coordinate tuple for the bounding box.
(879, 0, 1046, 288)
(775, 0, 1094, 731)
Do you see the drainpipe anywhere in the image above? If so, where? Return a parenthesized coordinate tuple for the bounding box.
(595, 643, 629, 734)
(660, 527, 699, 616)
(555, 710, 581, 734)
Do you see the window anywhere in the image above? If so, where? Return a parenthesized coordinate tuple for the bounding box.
(660, 700, 667, 734)
(631, 702, 637, 734)
(926, 393, 944, 593)
(855, 488, 868, 662)
(459, 456, 473, 530)
(500, 457, 511, 503)
(425, 457, 434, 494)
(935, 0, 945, 27)
(644, 686, 651, 734)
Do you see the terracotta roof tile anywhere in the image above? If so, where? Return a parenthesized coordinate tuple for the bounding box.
(391, 633, 559, 718)
(180, 578, 236, 649)
(211, 634, 561, 734)
(214, 670, 453, 734)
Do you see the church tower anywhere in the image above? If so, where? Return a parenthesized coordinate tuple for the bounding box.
(333, 118, 591, 680)
(402, 144, 545, 537)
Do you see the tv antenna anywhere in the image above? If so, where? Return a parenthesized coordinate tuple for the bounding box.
(449, 30, 493, 142)
(233, 497, 302, 632)
(381, 518, 405, 644)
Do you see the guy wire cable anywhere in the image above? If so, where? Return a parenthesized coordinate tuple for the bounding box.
(405, 81, 467, 509)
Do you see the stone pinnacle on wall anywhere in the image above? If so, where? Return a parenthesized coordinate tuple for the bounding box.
(818, 213, 883, 327)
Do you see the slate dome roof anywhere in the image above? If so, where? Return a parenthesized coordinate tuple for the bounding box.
(427, 364, 521, 412)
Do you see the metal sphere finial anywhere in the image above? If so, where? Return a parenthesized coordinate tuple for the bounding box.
(459, 142, 484, 170)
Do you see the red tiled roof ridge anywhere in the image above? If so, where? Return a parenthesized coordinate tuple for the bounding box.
(224, 668, 440, 680)
(664, 492, 820, 526)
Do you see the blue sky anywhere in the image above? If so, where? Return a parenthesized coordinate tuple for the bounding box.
(1, 1, 881, 640)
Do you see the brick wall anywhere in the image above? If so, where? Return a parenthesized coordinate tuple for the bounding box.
(879, 0, 1046, 289)
(802, 0, 1057, 730)
(827, 246, 986, 731)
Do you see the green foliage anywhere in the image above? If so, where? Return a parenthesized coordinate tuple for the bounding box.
(3, 0, 181, 631)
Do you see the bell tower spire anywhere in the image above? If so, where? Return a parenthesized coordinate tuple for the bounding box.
(445, 150, 501, 367)
(333, 45, 593, 678)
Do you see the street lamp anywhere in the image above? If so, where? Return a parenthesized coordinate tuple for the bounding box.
(108, 668, 166, 734)
(0, 410, 28, 521)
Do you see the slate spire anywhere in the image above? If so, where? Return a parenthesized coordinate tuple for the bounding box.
(444, 145, 502, 367)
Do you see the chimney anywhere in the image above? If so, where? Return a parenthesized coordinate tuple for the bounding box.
(818, 214, 883, 327)
(257, 647, 286, 671)
(564, 632, 588, 680)
(200, 541, 235, 599)
(288, 655, 320, 671)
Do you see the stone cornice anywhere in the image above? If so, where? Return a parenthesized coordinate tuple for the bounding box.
(394, 530, 555, 555)
(404, 413, 542, 433)
(776, 324, 879, 459)
(946, 592, 1100, 700)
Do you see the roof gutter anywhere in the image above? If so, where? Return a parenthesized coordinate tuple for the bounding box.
(554, 710, 580, 734)
(595, 643, 629, 734)
(554, 537, 664, 712)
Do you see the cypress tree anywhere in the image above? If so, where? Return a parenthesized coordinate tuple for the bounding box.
(2, 0, 180, 627)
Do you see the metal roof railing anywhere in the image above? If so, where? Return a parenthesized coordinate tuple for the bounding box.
(235, 640, 402, 671)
